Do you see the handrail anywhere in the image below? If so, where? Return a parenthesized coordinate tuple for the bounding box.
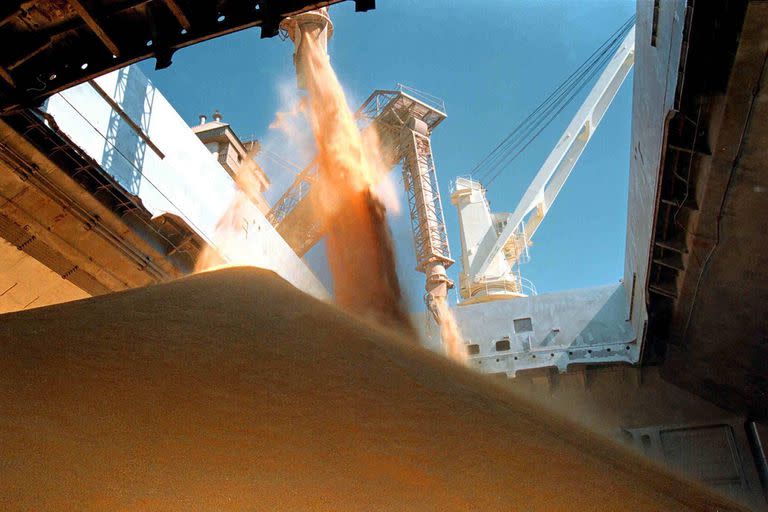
(396, 83, 446, 114)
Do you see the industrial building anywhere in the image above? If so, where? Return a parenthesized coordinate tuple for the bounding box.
(0, 0, 766, 509)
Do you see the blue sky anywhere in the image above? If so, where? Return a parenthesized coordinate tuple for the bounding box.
(140, 0, 635, 310)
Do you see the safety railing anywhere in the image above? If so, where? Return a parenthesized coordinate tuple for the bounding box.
(396, 83, 446, 115)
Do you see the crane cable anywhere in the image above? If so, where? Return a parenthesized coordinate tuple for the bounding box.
(483, 35, 622, 186)
(471, 15, 635, 187)
(477, 14, 635, 183)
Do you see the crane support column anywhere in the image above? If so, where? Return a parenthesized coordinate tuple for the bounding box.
(400, 116, 454, 313)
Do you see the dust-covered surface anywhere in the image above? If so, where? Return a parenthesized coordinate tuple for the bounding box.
(0, 268, 745, 511)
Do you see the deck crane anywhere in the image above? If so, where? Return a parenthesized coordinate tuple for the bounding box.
(451, 25, 635, 304)
(271, 9, 454, 319)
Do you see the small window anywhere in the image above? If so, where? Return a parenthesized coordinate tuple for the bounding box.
(514, 317, 533, 333)
(466, 344, 480, 355)
(495, 339, 511, 351)
(651, 0, 660, 47)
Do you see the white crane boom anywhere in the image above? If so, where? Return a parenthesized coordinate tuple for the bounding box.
(473, 27, 635, 278)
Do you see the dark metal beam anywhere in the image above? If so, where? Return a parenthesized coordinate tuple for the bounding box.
(68, 0, 122, 57)
(87, 79, 165, 159)
(0, 0, 373, 113)
(7, 38, 55, 72)
(0, 2, 23, 28)
(161, 0, 191, 30)
(354, 0, 375, 12)
(0, 66, 14, 87)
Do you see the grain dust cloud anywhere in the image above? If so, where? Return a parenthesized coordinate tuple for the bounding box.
(194, 142, 264, 273)
(298, 34, 414, 334)
(433, 296, 467, 364)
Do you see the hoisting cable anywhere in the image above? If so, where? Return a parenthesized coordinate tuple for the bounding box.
(470, 15, 635, 187)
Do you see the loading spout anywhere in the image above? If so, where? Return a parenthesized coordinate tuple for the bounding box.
(425, 262, 453, 322)
(279, 8, 334, 90)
